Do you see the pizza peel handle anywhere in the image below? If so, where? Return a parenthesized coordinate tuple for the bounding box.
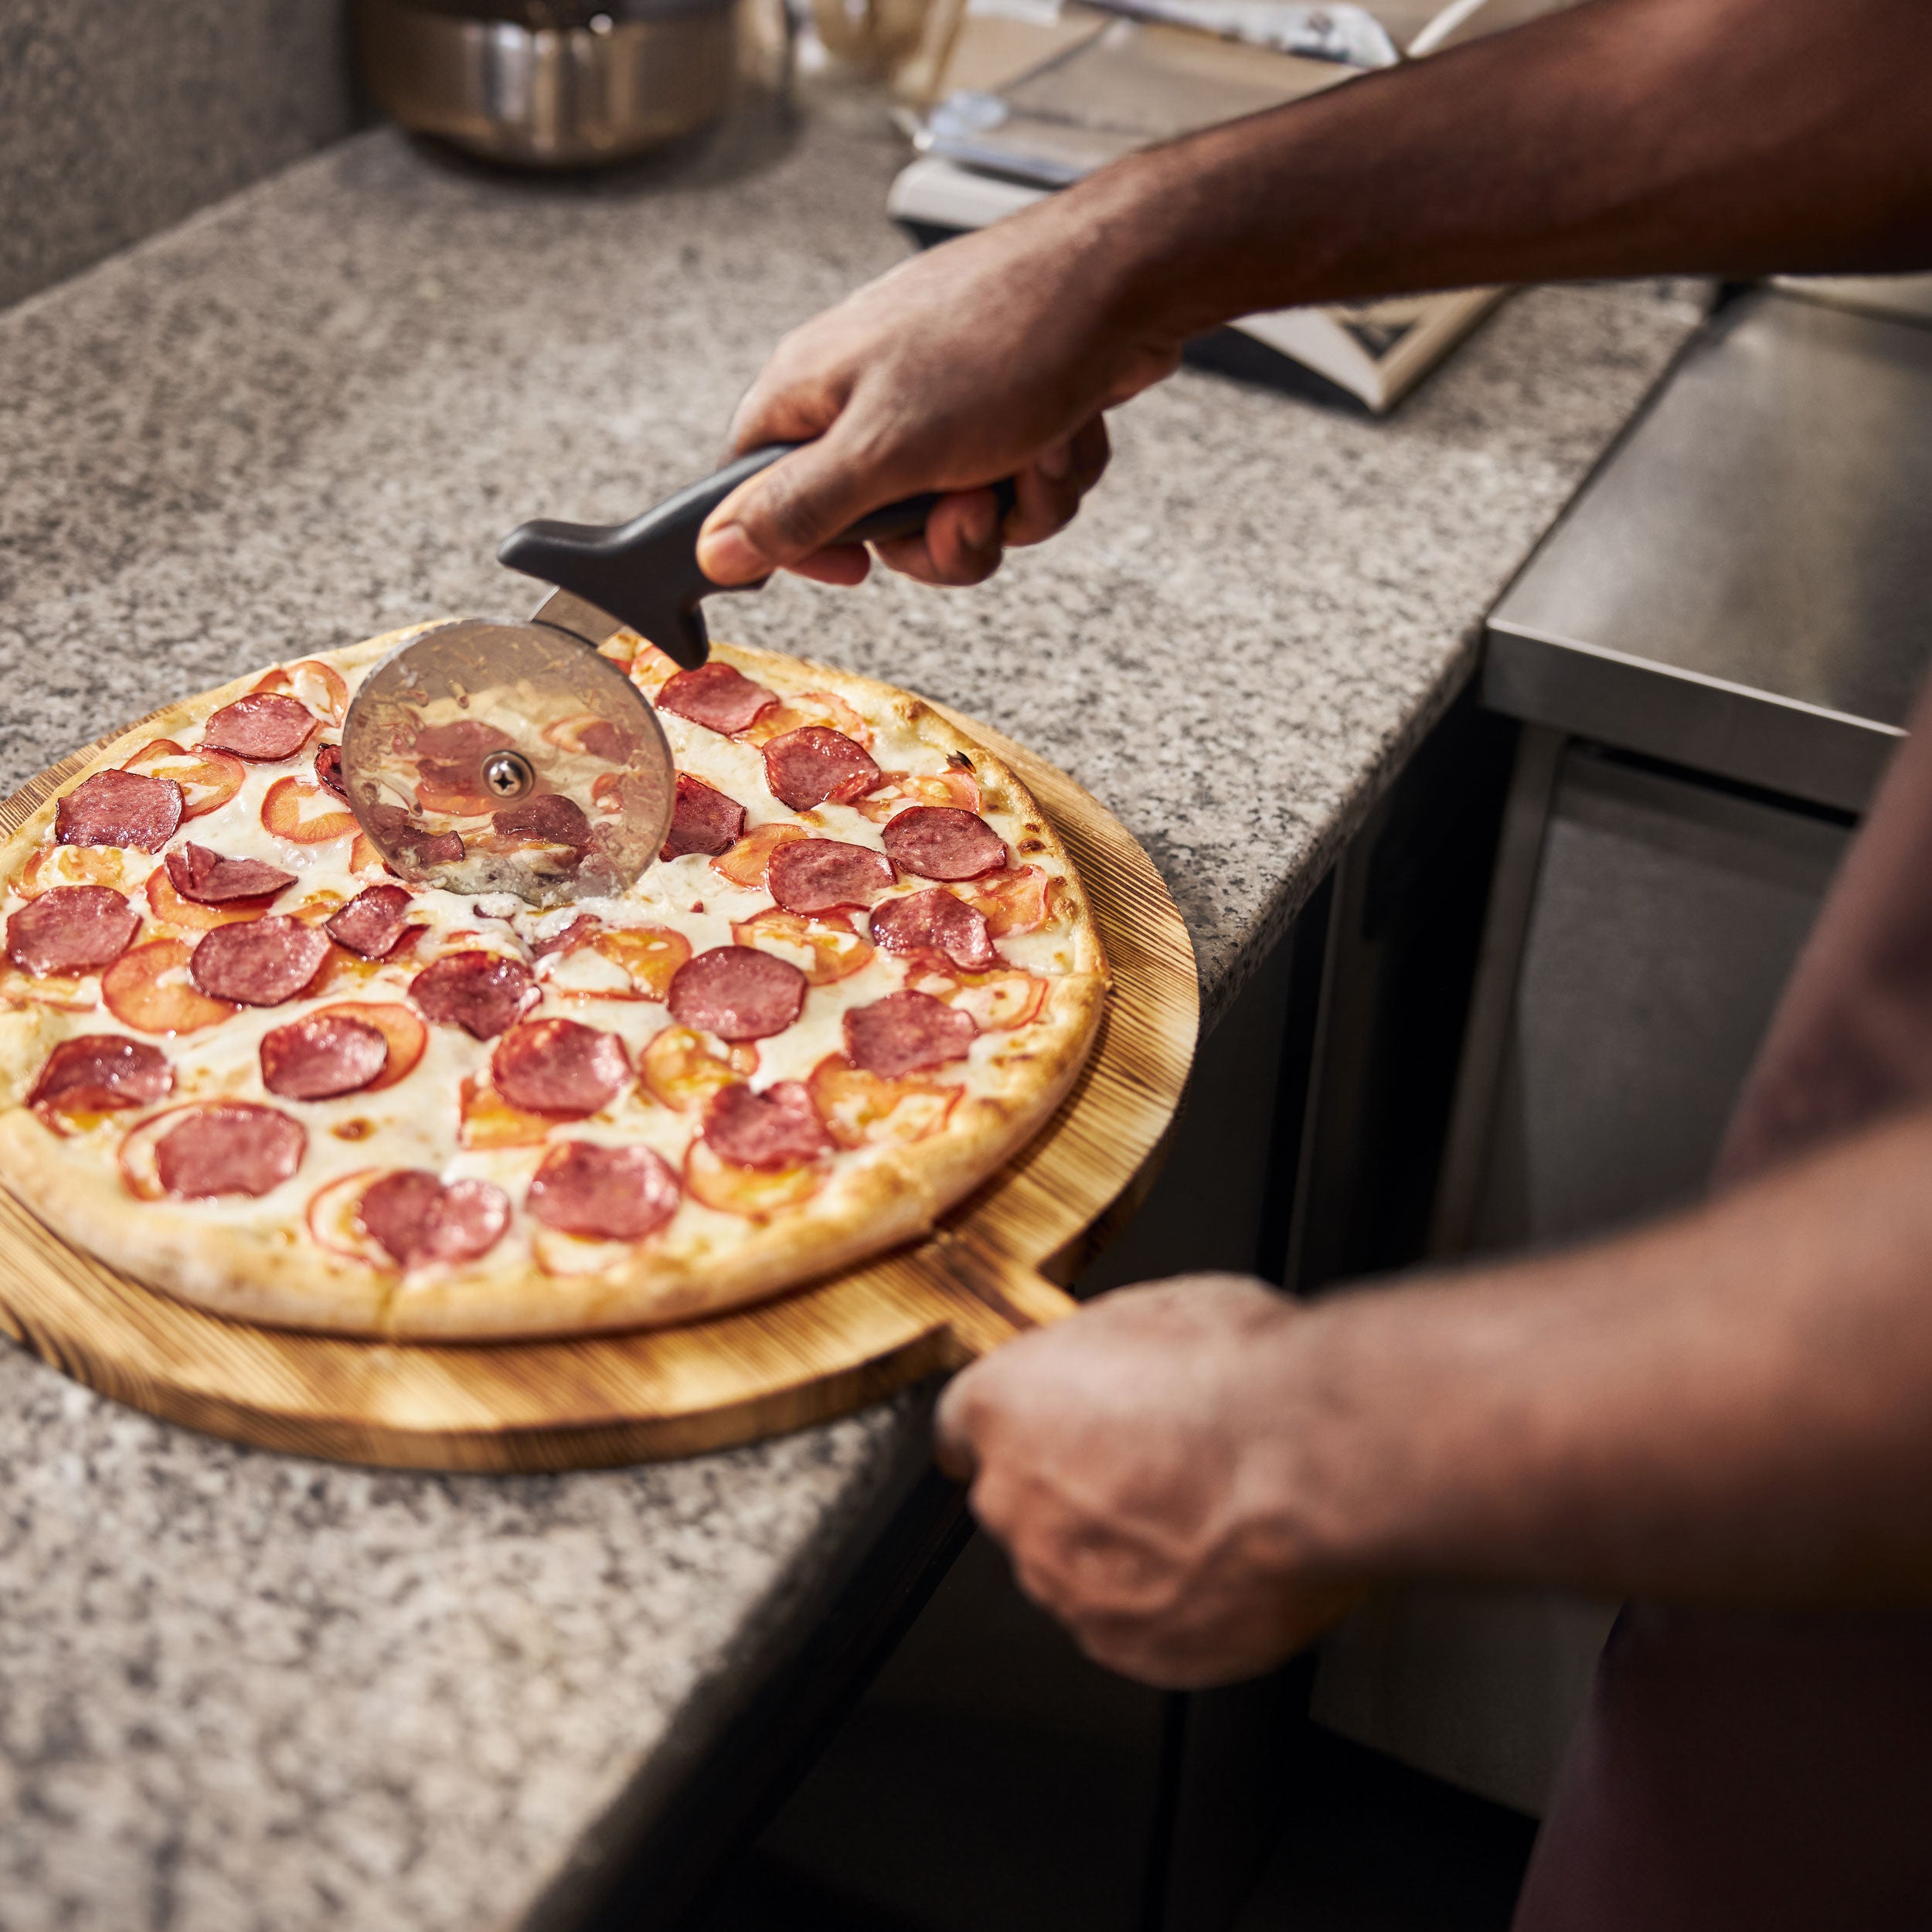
(498, 444, 1019, 670)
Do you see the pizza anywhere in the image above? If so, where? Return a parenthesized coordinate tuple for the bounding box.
(0, 629, 1107, 1338)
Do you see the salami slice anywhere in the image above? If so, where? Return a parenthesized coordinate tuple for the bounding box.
(164, 842, 295, 906)
(202, 692, 317, 762)
(313, 743, 349, 800)
(359, 1170, 509, 1267)
(365, 804, 464, 869)
(768, 838, 895, 917)
(187, 917, 329, 1006)
(661, 773, 746, 861)
(325, 883, 414, 958)
(155, 1103, 305, 1198)
(6, 885, 141, 976)
(489, 1017, 630, 1117)
(656, 662, 778, 735)
(54, 769, 182, 852)
(702, 1080, 832, 1171)
(410, 950, 538, 1039)
(761, 727, 883, 811)
(492, 792, 591, 849)
(879, 806, 1007, 882)
(259, 1012, 390, 1100)
(843, 988, 978, 1079)
(29, 1035, 172, 1113)
(667, 945, 808, 1042)
(526, 1140, 679, 1240)
(868, 888, 997, 972)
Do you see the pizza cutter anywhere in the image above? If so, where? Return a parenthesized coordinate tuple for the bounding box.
(340, 444, 1003, 908)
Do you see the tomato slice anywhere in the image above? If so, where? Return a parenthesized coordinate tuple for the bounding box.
(737, 689, 872, 750)
(305, 1168, 392, 1266)
(100, 938, 234, 1034)
(458, 1074, 553, 1149)
(641, 1025, 758, 1112)
(145, 866, 272, 931)
(731, 906, 873, 986)
(253, 658, 349, 726)
(307, 1000, 427, 1091)
(806, 1053, 959, 1148)
(919, 966, 1049, 1031)
(683, 1137, 821, 1216)
(121, 738, 247, 820)
(710, 822, 807, 889)
(588, 926, 692, 1000)
(531, 1226, 638, 1277)
(852, 770, 982, 824)
(261, 776, 359, 845)
(951, 866, 1056, 937)
(12, 845, 131, 899)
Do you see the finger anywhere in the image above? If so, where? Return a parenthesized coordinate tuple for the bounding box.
(1001, 450, 1085, 550)
(933, 1367, 985, 1479)
(1069, 413, 1111, 492)
(783, 543, 872, 587)
(872, 488, 1006, 587)
(697, 432, 897, 586)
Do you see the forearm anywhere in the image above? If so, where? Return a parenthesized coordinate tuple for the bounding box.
(1070, 0, 1932, 339)
(1268, 1103, 1932, 1604)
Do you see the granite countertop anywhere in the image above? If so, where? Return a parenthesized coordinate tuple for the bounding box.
(0, 95, 1702, 1932)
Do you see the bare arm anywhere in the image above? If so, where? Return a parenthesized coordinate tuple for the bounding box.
(699, 0, 1932, 588)
(936, 1103, 1932, 1685)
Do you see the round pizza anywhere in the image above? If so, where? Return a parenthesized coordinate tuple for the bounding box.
(0, 629, 1107, 1338)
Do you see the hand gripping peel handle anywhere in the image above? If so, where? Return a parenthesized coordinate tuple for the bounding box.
(497, 443, 1018, 670)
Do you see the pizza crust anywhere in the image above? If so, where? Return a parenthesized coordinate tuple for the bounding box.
(0, 631, 1108, 1339)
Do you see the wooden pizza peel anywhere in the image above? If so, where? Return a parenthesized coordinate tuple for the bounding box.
(0, 690, 1197, 1471)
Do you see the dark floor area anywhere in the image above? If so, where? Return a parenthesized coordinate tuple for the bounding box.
(690, 1718, 1536, 1932)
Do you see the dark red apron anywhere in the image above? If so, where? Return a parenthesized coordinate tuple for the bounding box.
(1514, 672, 1932, 1930)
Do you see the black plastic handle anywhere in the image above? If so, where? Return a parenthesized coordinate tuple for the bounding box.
(498, 444, 1018, 670)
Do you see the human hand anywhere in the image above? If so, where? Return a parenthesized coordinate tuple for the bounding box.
(696, 172, 1188, 592)
(934, 1274, 1366, 1688)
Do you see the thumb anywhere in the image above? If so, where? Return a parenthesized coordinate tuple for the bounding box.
(932, 1366, 984, 1481)
(696, 434, 893, 586)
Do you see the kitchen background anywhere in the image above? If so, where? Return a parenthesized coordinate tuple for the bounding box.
(3, 2, 1927, 1930)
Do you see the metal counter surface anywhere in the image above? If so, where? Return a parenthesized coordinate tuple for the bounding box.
(1487, 289, 1932, 811)
(0, 102, 1700, 1932)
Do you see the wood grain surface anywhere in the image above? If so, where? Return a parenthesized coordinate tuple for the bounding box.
(0, 696, 1198, 1470)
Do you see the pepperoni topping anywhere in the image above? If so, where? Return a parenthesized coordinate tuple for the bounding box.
(29, 1035, 172, 1113)
(54, 769, 182, 852)
(359, 1170, 509, 1268)
(201, 692, 317, 762)
(187, 917, 329, 1007)
(656, 662, 778, 735)
(661, 774, 747, 861)
(164, 842, 295, 906)
(868, 889, 997, 972)
(761, 727, 883, 811)
(667, 945, 808, 1042)
(843, 988, 978, 1078)
(364, 804, 464, 869)
(492, 792, 592, 849)
(410, 951, 538, 1039)
(490, 1017, 630, 1117)
(702, 1080, 832, 1172)
(313, 743, 349, 800)
(325, 884, 415, 959)
(768, 838, 895, 917)
(155, 1103, 305, 1198)
(259, 1013, 390, 1100)
(526, 1141, 680, 1240)
(879, 806, 1007, 882)
(6, 886, 140, 976)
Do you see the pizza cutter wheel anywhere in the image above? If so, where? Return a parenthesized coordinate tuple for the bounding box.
(341, 444, 1013, 907)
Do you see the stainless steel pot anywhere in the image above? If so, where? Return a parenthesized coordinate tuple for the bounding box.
(353, 0, 740, 167)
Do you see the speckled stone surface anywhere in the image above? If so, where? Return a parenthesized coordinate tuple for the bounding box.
(0, 0, 355, 310)
(0, 100, 1704, 1932)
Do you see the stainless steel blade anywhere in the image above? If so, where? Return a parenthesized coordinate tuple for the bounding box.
(338, 614, 676, 908)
